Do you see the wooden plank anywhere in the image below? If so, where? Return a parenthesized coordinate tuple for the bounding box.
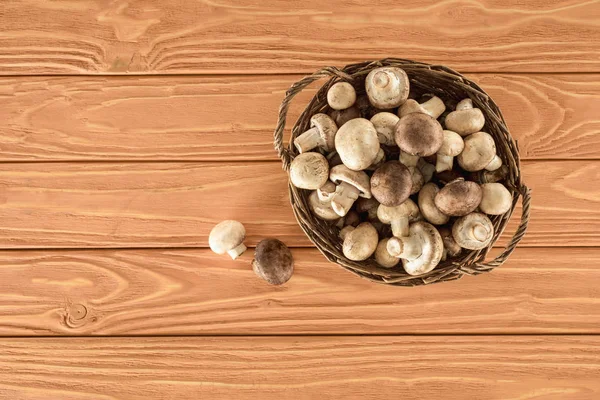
(0, 160, 595, 249)
(0, 336, 599, 399)
(0, 0, 599, 75)
(0, 247, 599, 336)
(0, 74, 598, 161)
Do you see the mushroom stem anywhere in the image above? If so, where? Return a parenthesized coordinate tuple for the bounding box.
(227, 243, 247, 260)
(391, 217, 410, 238)
(387, 235, 422, 260)
(331, 181, 361, 217)
(485, 155, 503, 171)
(456, 98, 473, 110)
(421, 96, 446, 119)
(471, 223, 490, 242)
(399, 152, 419, 169)
(294, 126, 321, 153)
(417, 158, 436, 183)
(436, 154, 454, 173)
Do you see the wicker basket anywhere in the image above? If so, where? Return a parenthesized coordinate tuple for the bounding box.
(274, 58, 531, 286)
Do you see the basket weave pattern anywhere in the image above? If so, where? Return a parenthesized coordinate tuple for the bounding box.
(274, 58, 531, 286)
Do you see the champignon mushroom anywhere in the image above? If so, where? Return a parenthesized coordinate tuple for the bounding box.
(327, 81, 357, 111)
(252, 238, 294, 285)
(386, 221, 443, 276)
(395, 112, 444, 169)
(444, 98, 486, 136)
(329, 164, 372, 217)
(365, 148, 386, 171)
(308, 190, 339, 221)
(293, 113, 338, 154)
(410, 167, 425, 195)
(342, 222, 379, 261)
(339, 225, 355, 240)
(209, 220, 247, 260)
(377, 199, 421, 238)
(398, 96, 446, 119)
(344, 210, 361, 227)
(417, 158, 436, 183)
(327, 151, 343, 168)
(356, 197, 380, 222)
(289, 152, 329, 190)
(365, 67, 410, 109)
(436, 130, 464, 172)
(335, 118, 380, 171)
(452, 212, 494, 250)
(370, 112, 400, 146)
(375, 238, 400, 268)
(480, 183, 512, 215)
(330, 105, 360, 127)
(469, 165, 509, 184)
(418, 183, 449, 225)
(457, 131, 502, 172)
(434, 178, 483, 216)
(317, 181, 336, 202)
(370, 161, 412, 207)
(438, 226, 462, 260)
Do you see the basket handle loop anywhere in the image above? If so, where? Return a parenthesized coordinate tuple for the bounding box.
(274, 66, 354, 171)
(477, 183, 532, 269)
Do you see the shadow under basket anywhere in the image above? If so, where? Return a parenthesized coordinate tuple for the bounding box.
(274, 58, 531, 287)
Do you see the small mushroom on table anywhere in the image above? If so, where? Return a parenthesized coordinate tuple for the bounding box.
(308, 190, 339, 221)
(458, 131, 502, 172)
(370, 161, 412, 207)
(365, 66, 410, 109)
(395, 112, 444, 170)
(418, 183, 450, 225)
(435, 178, 483, 217)
(444, 98, 486, 136)
(329, 164, 372, 217)
(375, 238, 400, 268)
(342, 222, 379, 261)
(436, 130, 464, 172)
(370, 112, 400, 146)
(335, 118, 381, 171)
(294, 113, 338, 154)
(377, 198, 421, 238)
(289, 152, 330, 190)
(327, 82, 357, 110)
(386, 221, 444, 276)
(452, 212, 494, 250)
(479, 183, 512, 215)
(398, 96, 446, 119)
(209, 220, 247, 260)
(252, 238, 294, 285)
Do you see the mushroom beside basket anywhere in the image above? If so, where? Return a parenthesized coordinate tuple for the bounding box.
(274, 58, 531, 286)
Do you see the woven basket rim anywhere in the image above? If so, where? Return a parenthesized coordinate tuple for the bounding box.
(274, 58, 531, 286)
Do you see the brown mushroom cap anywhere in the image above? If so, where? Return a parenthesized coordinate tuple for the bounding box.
(342, 222, 379, 261)
(375, 238, 400, 268)
(330, 105, 361, 127)
(335, 118, 380, 171)
(252, 238, 294, 285)
(452, 213, 494, 250)
(395, 113, 444, 157)
(370, 112, 400, 146)
(308, 191, 339, 221)
(370, 161, 412, 207)
(418, 183, 450, 225)
(329, 164, 371, 198)
(434, 178, 483, 216)
(365, 67, 410, 109)
(290, 152, 329, 190)
(457, 132, 497, 172)
(327, 82, 357, 110)
(480, 183, 512, 215)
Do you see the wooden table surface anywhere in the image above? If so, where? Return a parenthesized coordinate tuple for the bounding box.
(1, 1, 599, 399)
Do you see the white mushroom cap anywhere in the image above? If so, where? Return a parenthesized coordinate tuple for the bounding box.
(370, 112, 400, 146)
(452, 212, 494, 250)
(342, 222, 379, 261)
(398, 96, 446, 119)
(417, 158, 436, 183)
(289, 152, 329, 190)
(375, 238, 400, 268)
(294, 113, 338, 153)
(457, 131, 498, 172)
(480, 183, 512, 215)
(308, 190, 339, 221)
(436, 130, 464, 172)
(444, 99, 486, 136)
(329, 164, 371, 217)
(418, 183, 449, 225)
(386, 221, 443, 276)
(377, 199, 421, 238)
(335, 118, 380, 171)
(365, 67, 410, 109)
(209, 220, 247, 260)
(317, 180, 336, 202)
(410, 166, 425, 195)
(327, 82, 357, 110)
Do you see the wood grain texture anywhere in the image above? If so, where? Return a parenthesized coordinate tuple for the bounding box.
(1, 336, 599, 399)
(0, 160, 596, 248)
(0, 0, 599, 75)
(0, 74, 598, 161)
(1, 247, 599, 336)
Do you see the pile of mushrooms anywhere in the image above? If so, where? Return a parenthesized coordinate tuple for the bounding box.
(289, 66, 513, 276)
